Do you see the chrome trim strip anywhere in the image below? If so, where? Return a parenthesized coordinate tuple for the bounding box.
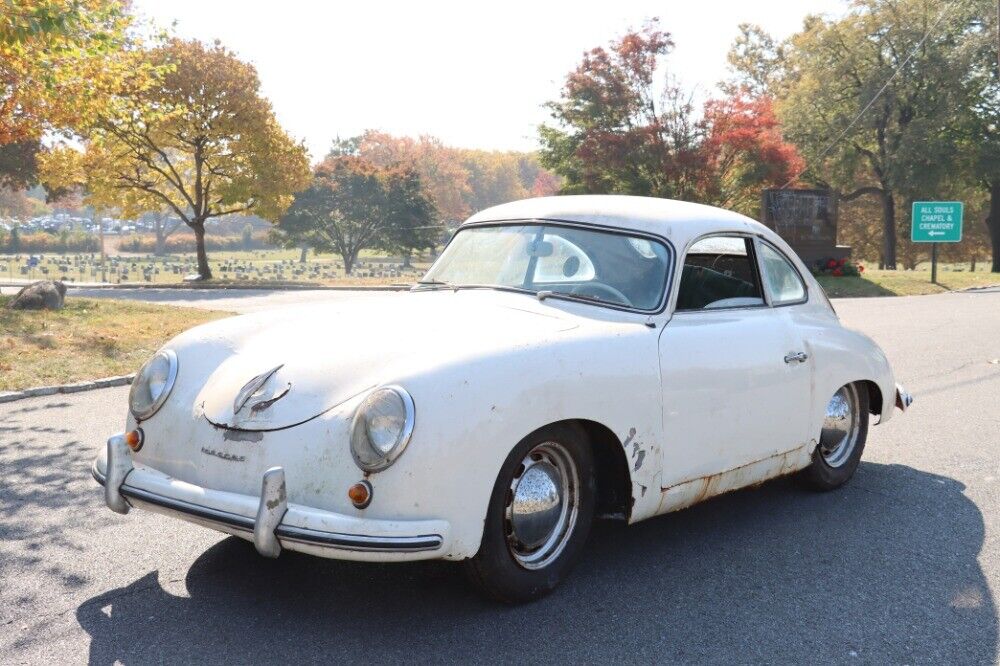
(117, 483, 443, 553)
(121, 484, 255, 532)
(275, 525, 443, 552)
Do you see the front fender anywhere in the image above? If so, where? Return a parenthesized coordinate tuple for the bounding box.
(390, 325, 664, 557)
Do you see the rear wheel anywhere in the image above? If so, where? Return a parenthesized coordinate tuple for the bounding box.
(799, 383, 869, 491)
(464, 423, 595, 603)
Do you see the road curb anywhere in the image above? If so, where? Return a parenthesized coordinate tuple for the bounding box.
(0, 374, 135, 404)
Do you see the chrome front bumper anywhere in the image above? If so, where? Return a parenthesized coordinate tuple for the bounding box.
(94, 434, 446, 561)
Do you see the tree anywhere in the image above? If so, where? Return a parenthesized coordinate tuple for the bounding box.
(1, 0, 134, 148)
(723, 24, 786, 97)
(700, 94, 804, 215)
(41, 39, 311, 279)
(539, 21, 801, 216)
(344, 132, 472, 222)
(959, 1, 1000, 271)
(275, 156, 439, 275)
(539, 21, 698, 198)
(772, 0, 983, 269)
(339, 131, 560, 222)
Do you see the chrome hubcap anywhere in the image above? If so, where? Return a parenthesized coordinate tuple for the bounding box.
(505, 441, 579, 570)
(819, 385, 860, 467)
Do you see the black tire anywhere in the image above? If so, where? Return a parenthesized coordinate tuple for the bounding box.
(799, 383, 869, 491)
(464, 422, 595, 603)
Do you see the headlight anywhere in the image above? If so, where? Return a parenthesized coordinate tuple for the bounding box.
(129, 349, 178, 420)
(350, 386, 415, 472)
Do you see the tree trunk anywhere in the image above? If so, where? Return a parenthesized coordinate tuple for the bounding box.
(402, 251, 411, 268)
(299, 246, 308, 263)
(192, 222, 213, 280)
(881, 192, 897, 270)
(342, 251, 355, 275)
(153, 212, 166, 256)
(988, 180, 1000, 273)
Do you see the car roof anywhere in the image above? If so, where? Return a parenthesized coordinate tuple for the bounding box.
(463, 195, 768, 245)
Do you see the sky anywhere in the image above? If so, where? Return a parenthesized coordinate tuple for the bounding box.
(132, 0, 846, 161)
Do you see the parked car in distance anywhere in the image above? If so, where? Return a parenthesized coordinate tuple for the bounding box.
(93, 195, 912, 602)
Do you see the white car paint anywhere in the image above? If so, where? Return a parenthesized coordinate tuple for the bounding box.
(94, 195, 902, 562)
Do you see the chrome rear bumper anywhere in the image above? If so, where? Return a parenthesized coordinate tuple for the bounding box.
(94, 434, 445, 559)
(895, 383, 914, 411)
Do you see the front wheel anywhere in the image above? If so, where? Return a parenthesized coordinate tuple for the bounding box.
(799, 383, 869, 491)
(464, 423, 595, 603)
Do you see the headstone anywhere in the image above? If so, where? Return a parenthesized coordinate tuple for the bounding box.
(760, 188, 850, 265)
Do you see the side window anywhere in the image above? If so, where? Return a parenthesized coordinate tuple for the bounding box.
(758, 242, 806, 305)
(675, 236, 765, 311)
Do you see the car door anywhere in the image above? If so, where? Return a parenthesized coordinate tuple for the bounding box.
(657, 234, 813, 508)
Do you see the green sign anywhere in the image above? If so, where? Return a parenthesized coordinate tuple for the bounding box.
(911, 201, 963, 243)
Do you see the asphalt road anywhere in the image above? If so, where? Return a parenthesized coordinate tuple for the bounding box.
(1, 288, 998, 664)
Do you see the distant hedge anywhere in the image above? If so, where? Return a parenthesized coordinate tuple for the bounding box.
(118, 233, 275, 253)
(0, 230, 101, 253)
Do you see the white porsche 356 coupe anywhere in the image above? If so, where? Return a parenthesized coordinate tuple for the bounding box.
(93, 195, 911, 602)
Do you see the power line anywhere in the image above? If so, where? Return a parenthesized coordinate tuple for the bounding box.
(781, 0, 959, 189)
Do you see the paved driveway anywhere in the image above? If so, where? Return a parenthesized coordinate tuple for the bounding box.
(1, 289, 998, 663)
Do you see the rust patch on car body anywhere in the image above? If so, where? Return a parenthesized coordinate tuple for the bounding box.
(222, 429, 264, 443)
(657, 445, 808, 514)
(265, 484, 287, 509)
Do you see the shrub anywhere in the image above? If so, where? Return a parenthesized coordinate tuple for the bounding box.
(1, 230, 101, 253)
(812, 256, 864, 277)
(118, 233, 276, 253)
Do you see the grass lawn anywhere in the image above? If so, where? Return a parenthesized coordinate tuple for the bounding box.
(0, 296, 228, 392)
(817, 267, 1000, 297)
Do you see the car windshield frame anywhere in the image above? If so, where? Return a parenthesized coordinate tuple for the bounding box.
(419, 219, 676, 314)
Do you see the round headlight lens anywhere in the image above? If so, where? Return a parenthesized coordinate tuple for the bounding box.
(350, 386, 414, 472)
(129, 350, 178, 420)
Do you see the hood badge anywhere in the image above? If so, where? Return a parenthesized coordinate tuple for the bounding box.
(234, 365, 290, 414)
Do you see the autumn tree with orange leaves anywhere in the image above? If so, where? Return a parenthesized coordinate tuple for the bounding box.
(539, 20, 801, 217)
(341, 131, 561, 223)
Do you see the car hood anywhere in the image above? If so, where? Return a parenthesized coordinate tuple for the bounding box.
(190, 291, 584, 431)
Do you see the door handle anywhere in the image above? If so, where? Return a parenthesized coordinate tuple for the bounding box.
(784, 351, 809, 364)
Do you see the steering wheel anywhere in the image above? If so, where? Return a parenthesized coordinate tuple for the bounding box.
(569, 282, 632, 307)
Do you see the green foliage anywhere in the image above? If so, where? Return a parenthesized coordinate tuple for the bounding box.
(275, 156, 440, 274)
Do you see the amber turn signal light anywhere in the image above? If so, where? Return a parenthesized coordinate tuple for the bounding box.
(124, 429, 144, 452)
(348, 480, 372, 509)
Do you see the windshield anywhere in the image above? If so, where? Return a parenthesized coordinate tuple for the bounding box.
(421, 224, 671, 311)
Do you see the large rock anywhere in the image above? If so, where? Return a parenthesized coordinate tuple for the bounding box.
(6, 280, 67, 310)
